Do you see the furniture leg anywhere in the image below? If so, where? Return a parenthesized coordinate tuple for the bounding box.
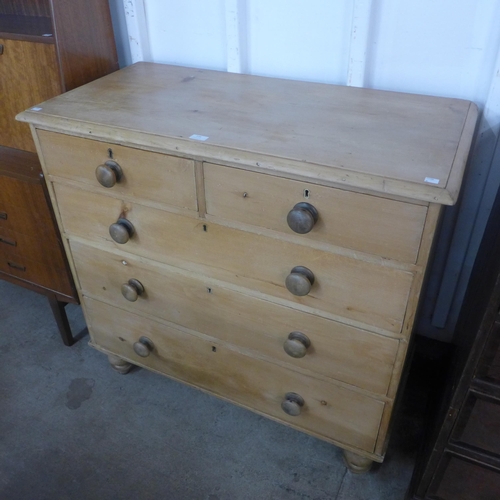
(343, 450, 373, 474)
(107, 354, 133, 374)
(47, 294, 74, 346)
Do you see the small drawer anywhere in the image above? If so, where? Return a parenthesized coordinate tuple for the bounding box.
(85, 297, 385, 453)
(55, 184, 414, 334)
(204, 163, 428, 263)
(71, 241, 400, 395)
(37, 130, 197, 211)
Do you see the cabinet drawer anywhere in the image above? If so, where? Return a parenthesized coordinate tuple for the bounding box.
(55, 184, 414, 334)
(204, 163, 427, 263)
(0, 175, 54, 235)
(71, 241, 399, 395)
(85, 297, 385, 453)
(37, 130, 197, 211)
(0, 250, 72, 295)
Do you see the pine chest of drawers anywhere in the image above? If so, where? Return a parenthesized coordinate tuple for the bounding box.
(18, 63, 477, 471)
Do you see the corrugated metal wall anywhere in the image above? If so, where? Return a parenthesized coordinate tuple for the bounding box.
(113, 0, 500, 342)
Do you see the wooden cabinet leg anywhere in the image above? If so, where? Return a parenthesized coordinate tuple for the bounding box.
(107, 354, 133, 374)
(343, 450, 373, 474)
(47, 295, 74, 346)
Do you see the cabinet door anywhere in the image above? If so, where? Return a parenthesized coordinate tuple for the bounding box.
(0, 38, 61, 152)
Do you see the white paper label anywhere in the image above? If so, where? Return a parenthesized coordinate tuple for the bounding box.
(31, 107, 43, 111)
(424, 177, 440, 185)
(189, 134, 209, 141)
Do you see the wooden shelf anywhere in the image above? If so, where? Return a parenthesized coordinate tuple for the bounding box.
(0, 146, 41, 181)
(0, 15, 53, 43)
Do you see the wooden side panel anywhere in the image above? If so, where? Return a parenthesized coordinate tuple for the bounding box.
(204, 162, 427, 262)
(53, 183, 414, 334)
(85, 297, 386, 454)
(0, 38, 61, 151)
(50, 0, 118, 91)
(71, 240, 400, 395)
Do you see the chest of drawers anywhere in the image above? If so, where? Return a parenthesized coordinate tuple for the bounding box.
(17, 62, 477, 472)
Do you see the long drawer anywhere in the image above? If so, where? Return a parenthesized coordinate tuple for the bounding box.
(204, 162, 428, 263)
(54, 183, 414, 334)
(37, 130, 197, 211)
(84, 297, 386, 453)
(71, 240, 400, 395)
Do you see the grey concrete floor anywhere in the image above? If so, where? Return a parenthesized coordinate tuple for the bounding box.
(0, 279, 420, 499)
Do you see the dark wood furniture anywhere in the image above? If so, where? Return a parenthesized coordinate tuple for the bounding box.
(0, 0, 118, 345)
(408, 183, 500, 498)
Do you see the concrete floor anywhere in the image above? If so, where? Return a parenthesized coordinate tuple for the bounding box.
(0, 279, 421, 499)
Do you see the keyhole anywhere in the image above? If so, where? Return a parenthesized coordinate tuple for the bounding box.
(304, 189, 310, 199)
(203, 224, 207, 232)
(108, 148, 114, 159)
(212, 346, 217, 352)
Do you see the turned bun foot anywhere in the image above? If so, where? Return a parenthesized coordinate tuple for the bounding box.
(343, 450, 373, 474)
(107, 354, 133, 374)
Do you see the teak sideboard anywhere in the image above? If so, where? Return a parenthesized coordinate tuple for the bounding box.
(0, 0, 118, 345)
(18, 63, 477, 470)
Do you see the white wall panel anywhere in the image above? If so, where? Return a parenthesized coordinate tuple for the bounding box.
(245, 0, 352, 83)
(366, 0, 500, 105)
(144, 0, 227, 70)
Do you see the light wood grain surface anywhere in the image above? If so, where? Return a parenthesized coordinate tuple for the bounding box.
(85, 296, 385, 454)
(18, 62, 476, 204)
(53, 183, 414, 334)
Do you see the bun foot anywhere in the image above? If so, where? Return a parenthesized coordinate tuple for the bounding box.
(107, 354, 133, 374)
(343, 450, 373, 474)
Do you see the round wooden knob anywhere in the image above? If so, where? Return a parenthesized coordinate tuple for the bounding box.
(95, 160, 123, 188)
(283, 332, 311, 358)
(287, 202, 318, 234)
(285, 266, 315, 296)
(121, 279, 144, 302)
(281, 392, 305, 416)
(133, 336, 155, 357)
(109, 218, 134, 244)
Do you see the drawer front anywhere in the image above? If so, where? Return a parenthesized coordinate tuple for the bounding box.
(0, 249, 72, 294)
(55, 184, 414, 334)
(71, 241, 399, 395)
(37, 130, 197, 211)
(85, 297, 385, 454)
(204, 163, 428, 263)
(0, 175, 54, 235)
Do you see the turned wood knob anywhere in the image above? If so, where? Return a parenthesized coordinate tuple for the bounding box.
(133, 336, 155, 357)
(281, 392, 305, 416)
(109, 218, 134, 244)
(285, 266, 315, 296)
(283, 332, 311, 358)
(287, 202, 318, 234)
(121, 279, 144, 302)
(96, 160, 123, 188)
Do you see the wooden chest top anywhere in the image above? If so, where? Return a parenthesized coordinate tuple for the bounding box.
(17, 62, 477, 205)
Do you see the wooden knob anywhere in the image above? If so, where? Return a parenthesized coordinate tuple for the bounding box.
(95, 160, 123, 188)
(109, 218, 134, 244)
(281, 392, 305, 416)
(283, 332, 311, 358)
(133, 336, 155, 357)
(121, 279, 144, 302)
(285, 266, 315, 296)
(287, 202, 318, 234)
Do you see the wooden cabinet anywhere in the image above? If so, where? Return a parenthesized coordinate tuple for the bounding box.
(408, 181, 500, 499)
(18, 63, 477, 468)
(0, 0, 118, 344)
